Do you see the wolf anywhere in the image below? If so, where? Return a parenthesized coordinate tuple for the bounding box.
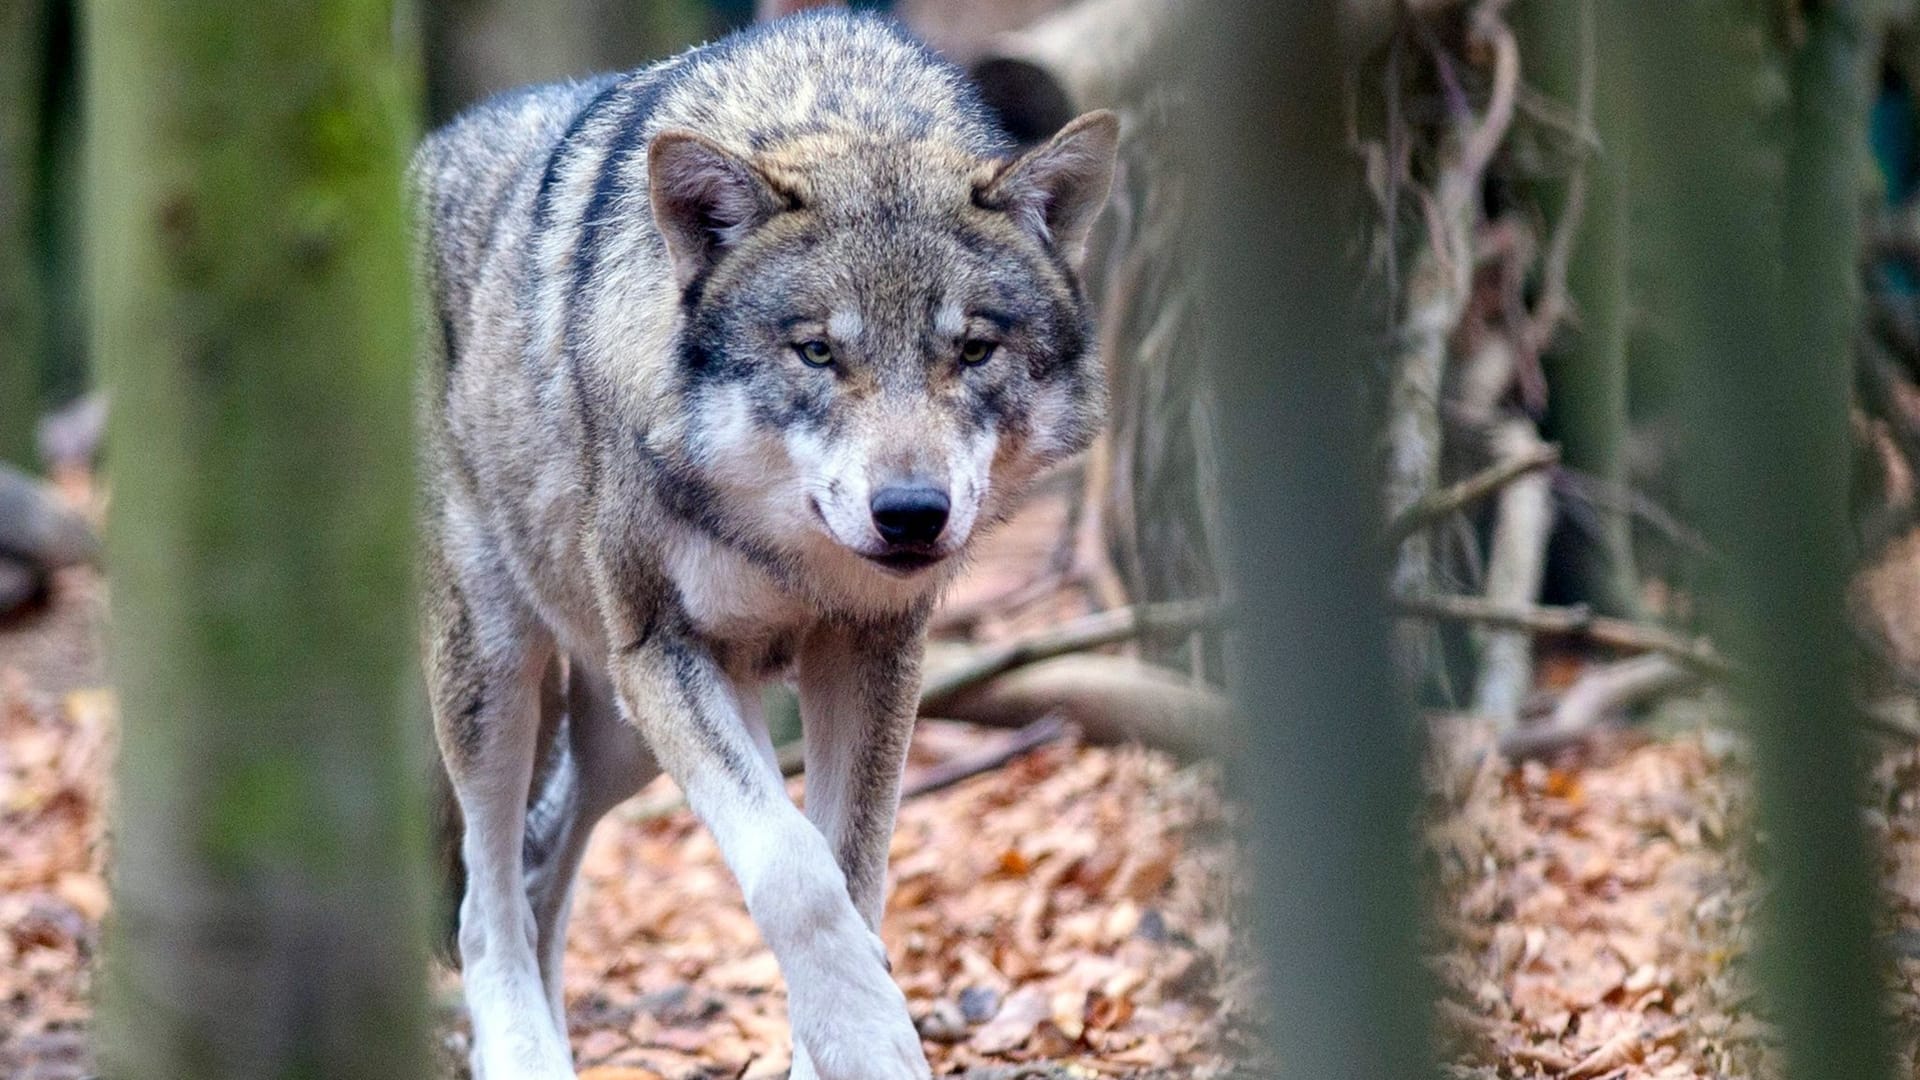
(410, 12, 1117, 1078)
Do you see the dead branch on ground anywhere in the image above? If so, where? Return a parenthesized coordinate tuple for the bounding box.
(1498, 655, 1700, 758)
(1394, 592, 1727, 674)
(920, 599, 1226, 713)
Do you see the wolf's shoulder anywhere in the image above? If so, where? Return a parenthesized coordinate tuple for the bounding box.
(412, 75, 620, 201)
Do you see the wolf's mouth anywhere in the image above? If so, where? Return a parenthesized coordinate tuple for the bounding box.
(864, 549, 945, 575)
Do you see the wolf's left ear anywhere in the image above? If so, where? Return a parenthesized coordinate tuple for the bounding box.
(979, 110, 1120, 267)
(649, 130, 784, 288)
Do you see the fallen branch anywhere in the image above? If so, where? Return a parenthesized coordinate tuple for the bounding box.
(1394, 592, 1727, 675)
(919, 598, 1226, 714)
(1383, 441, 1559, 544)
(1498, 654, 1701, 758)
(1866, 698, 1920, 742)
(900, 714, 1069, 800)
(931, 653, 1230, 762)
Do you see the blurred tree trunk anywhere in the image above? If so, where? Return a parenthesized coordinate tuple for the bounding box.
(422, 0, 708, 123)
(1191, 2, 1430, 1077)
(1520, 0, 1639, 617)
(86, 1, 430, 1076)
(0, 0, 50, 467)
(1621, 3, 1895, 1079)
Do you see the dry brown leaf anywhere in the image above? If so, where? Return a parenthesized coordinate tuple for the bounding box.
(971, 985, 1051, 1055)
(1566, 1027, 1645, 1078)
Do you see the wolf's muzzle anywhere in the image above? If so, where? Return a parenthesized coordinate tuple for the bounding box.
(870, 484, 949, 548)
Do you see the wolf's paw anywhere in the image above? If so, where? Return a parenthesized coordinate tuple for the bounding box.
(471, 1044, 576, 1080)
(468, 1012, 576, 1080)
(789, 978, 928, 1080)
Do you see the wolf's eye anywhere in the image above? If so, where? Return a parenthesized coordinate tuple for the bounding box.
(795, 340, 835, 368)
(959, 339, 998, 366)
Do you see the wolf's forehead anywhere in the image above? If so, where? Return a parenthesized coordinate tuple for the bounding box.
(773, 214, 1020, 306)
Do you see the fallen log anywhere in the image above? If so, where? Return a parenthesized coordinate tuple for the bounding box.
(0, 461, 98, 570)
(930, 653, 1230, 762)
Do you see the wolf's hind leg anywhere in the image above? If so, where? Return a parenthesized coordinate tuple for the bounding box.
(427, 532, 574, 1080)
(524, 661, 659, 1029)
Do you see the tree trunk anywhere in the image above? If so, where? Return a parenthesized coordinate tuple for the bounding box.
(421, 0, 709, 124)
(0, 0, 49, 467)
(1520, 0, 1640, 617)
(1190, 2, 1430, 1076)
(1621, 3, 1896, 1079)
(86, 1, 430, 1076)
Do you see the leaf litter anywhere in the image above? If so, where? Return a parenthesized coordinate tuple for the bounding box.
(11, 495, 1920, 1077)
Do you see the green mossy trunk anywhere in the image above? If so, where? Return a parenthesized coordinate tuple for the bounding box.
(0, 0, 50, 467)
(1620, 3, 1895, 1078)
(86, 2, 430, 1077)
(1191, 4, 1430, 1076)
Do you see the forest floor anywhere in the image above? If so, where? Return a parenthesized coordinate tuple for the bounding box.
(10, 478, 1920, 1078)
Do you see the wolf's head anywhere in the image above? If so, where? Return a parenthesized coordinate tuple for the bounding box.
(647, 110, 1118, 600)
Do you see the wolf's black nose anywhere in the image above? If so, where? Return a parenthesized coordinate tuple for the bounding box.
(870, 485, 950, 547)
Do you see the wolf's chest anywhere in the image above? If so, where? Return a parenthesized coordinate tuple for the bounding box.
(662, 530, 812, 645)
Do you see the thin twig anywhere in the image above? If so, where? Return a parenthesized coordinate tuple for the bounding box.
(1393, 592, 1728, 675)
(920, 598, 1227, 713)
(1523, 0, 1596, 359)
(1384, 441, 1560, 544)
(900, 714, 1069, 800)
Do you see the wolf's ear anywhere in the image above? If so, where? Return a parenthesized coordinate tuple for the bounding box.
(979, 110, 1120, 267)
(649, 130, 782, 288)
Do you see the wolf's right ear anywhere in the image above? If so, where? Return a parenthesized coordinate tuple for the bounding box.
(649, 130, 782, 289)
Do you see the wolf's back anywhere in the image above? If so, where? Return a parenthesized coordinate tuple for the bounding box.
(410, 76, 617, 357)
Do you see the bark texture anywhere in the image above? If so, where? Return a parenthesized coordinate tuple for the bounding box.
(87, 1, 430, 1075)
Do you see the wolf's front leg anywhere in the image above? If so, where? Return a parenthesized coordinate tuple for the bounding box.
(796, 620, 922, 926)
(608, 633, 930, 1080)
(788, 619, 924, 1080)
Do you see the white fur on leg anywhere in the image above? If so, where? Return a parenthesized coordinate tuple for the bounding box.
(789, 1042, 819, 1080)
(691, 782, 928, 1080)
(460, 780, 578, 1080)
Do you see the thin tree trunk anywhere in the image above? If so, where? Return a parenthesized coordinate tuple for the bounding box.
(1190, 2, 1430, 1076)
(1523, 0, 1640, 617)
(87, 1, 430, 1076)
(0, 0, 49, 467)
(1472, 415, 1556, 722)
(1621, 3, 1895, 1079)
